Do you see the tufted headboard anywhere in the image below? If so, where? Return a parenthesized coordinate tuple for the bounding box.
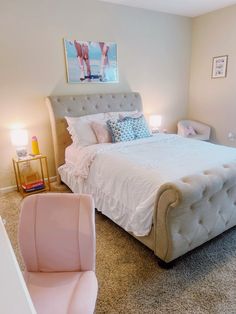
(46, 92, 142, 182)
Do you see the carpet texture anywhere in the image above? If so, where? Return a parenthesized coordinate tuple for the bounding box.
(1, 185, 236, 313)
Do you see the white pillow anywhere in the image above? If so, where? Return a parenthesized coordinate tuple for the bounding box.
(106, 111, 139, 121)
(66, 113, 107, 146)
(65, 111, 139, 146)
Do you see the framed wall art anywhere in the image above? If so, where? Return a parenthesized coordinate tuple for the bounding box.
(64, 39, 118, 83)
(211, 55, 228, 79)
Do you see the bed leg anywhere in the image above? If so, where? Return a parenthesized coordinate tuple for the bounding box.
(157, 258, 175, 269)
(56, 174, 62, 185)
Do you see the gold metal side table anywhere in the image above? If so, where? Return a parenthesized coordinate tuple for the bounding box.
(12, 155, 51, 197)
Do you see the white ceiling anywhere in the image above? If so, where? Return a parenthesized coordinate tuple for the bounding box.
(99, 0, 236, 17)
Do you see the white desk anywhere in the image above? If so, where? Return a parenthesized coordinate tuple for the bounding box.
(0, 217, 36, 314)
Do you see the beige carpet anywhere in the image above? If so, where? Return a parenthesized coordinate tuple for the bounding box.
(1, 185, 236, 313)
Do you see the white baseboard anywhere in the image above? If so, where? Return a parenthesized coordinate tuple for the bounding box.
(0, 176, 57, 194)
(0, 185, 17, 194)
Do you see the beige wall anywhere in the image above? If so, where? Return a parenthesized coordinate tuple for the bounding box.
(0, 0, 192, 189)
(189, 5, 236, 145)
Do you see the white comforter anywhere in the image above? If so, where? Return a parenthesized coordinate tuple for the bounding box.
(60, 134, 236, 236)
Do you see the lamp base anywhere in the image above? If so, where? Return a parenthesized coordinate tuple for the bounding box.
(16, 147, 28, 159)
(151, 128, 160, 134)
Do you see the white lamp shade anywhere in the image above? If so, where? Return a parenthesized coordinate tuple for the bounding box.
(149, 115, 162, 129)
(10, 129, 28, 147)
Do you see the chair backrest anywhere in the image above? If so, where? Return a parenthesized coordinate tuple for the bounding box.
(19, 193, 96, 273)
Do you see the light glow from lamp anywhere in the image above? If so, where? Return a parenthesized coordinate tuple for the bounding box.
(10, 128, 28, 158)
(149, 115, 162, 132)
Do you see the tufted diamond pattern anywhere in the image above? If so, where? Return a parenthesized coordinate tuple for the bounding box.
(49, 93, 142, 118)
(155, 161, 236, 262)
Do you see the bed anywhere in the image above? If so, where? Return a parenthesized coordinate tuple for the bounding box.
(46, 92, 236, 267)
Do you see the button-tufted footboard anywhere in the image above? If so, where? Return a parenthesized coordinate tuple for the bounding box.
(154, 161, 236, 262)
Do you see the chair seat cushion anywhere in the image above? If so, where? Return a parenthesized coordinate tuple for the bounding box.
(24, 271, 97, 314)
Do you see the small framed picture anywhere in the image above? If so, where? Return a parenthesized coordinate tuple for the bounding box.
(212, 55, 228, 78)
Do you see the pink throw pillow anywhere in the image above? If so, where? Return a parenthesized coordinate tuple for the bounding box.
(184, 125, 196, 137)
(91, 121, 112, 143)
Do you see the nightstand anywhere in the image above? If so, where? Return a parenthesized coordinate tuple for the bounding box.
(12, 155, 51, 197)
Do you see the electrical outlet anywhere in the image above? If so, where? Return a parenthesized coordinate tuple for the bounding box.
(228, 132, 236, 141)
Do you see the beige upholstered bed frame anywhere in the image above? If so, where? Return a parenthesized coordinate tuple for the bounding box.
(46, 93, 142, 183)
(46, 93, 236, 266)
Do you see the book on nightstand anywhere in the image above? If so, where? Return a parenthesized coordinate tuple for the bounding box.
(21, 180, 45, 192)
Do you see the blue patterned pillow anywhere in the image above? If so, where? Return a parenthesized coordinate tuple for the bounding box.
(124, 115, 152, 139)
(107, 119, 135, 142)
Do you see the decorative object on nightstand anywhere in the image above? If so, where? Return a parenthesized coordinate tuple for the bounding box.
(31, 136, 40, 156)
(10, 128, 29, 159)
(149, 114, 162, 133)
(177, 120, 211, 141)
(12, 155, 50, 197)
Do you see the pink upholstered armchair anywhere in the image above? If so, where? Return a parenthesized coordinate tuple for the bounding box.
(18, 193, 98, 314)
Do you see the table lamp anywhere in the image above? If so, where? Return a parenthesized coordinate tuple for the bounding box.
(10, 128, 29, 159)
(149, 115, 162, 133)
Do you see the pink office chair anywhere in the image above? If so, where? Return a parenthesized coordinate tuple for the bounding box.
(18, 193, 98, 314)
